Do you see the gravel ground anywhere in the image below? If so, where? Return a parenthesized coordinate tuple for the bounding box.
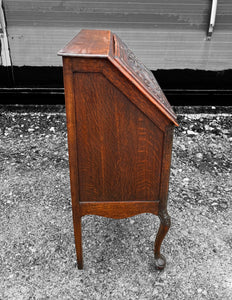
(0, 105, 231, 300)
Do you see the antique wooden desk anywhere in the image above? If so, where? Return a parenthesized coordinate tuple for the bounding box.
(58, 29, 178, 270)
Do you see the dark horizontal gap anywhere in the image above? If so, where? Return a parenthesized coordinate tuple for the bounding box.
(0, 66, 232, 106)
(1, 88, 231, 106)
(1, 104, 231, 115)
(1, 66, 232, 89)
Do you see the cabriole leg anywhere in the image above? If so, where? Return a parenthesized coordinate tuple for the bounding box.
(154, 210, 171, 270)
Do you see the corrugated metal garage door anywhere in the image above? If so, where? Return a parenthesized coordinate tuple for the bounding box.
(3, 0, 232, 70)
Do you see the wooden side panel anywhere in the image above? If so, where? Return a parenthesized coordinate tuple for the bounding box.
(3, 0, 232, 69)
(70, 57, 171, 131)
(73, 72, 163, 202)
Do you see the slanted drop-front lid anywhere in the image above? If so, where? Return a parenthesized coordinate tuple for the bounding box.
(58, 29, 178, 126)
(112, 33, 177, 124)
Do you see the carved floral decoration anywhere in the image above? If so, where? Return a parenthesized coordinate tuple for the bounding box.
(113, 35, 176, 119)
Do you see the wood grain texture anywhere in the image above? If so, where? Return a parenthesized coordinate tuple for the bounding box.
(74, 72, 163, 203)
(70, 57, 174, 129)
(154, 125, 174, 269)
(112, 33, 176, 121)
(159, 125, 174, 208)
(4, 0, 232, 69)
(59, 29, 112, 57)
(59, 30, 177, 126)
(61, 30, 177, 269)
(62, 57, 83, 269)
(80, 201, 159, 219)
(154, 210, 171, 269)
